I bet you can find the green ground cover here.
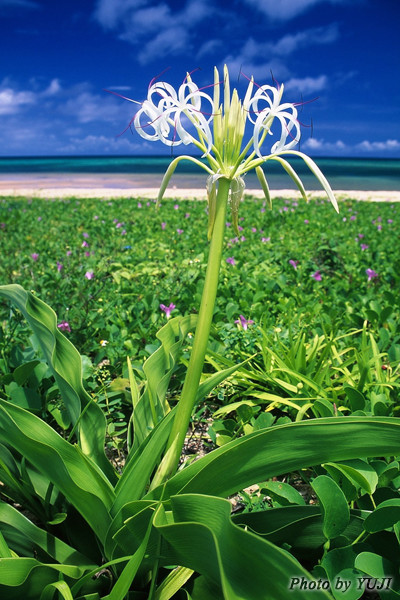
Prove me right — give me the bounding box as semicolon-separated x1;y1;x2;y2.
0;194;399;599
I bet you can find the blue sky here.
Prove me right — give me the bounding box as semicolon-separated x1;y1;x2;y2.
1;0;399;157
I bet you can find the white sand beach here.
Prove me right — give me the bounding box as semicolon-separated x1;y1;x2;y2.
0;174;399;202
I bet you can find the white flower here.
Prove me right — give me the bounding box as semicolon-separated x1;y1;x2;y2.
134;79;214;153
245;83;301;158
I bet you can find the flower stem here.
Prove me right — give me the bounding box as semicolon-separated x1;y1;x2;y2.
152;177;230;485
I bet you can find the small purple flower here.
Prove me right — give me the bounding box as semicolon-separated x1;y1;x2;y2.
251;227;257;233
360;244;369;251
357;233;364;239
66;250;72;256
311;270;322;281
161;222;166;230
377;224;382;231
226;257;235;266
289;259;299;270
226;222;231;227
57;321;71;333
240;235;246;242
260;207;266;213
82;241;89;248
160;303;175;318
261;237;270;243
304;219;309;224
366;268;378;281
31;253;39;261
37;216;42;222
185;213;190;219
350;215;356;221
0;223;6;229
238;226;244;232
85;270;94;280
177;228;183;234
57;261;63;272
388;219;393;224
84;251;91;257
137;202;142;208
82;232;89;238
235;315;254;331
174;204;179;210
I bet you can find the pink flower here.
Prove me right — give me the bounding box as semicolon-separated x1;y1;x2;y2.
82;241;89;248
160;303;175;318
226;257;235;265
251;227;257;233
57;261;63;272
289;259;299;270
185;213;190;219
85;270;94;280
360;244;369;251
174;204;179;210
137;202;142;208
177;229;183;234
366;268;378;281
261;237;270;243
358;233;364;239
311;270;322;281
31;253;39;261
235;315;254;331
161;222;166;230
57;321;71;333
82;232;89;238
304;219;309;224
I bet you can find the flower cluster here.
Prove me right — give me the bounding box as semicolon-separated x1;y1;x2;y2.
114;65;338;234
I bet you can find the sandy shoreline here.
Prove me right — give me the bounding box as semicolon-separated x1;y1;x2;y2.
0;174;399;202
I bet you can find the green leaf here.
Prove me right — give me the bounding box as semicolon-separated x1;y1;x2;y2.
364;499;400;533
311;475;350;540
0;284;115;482
0;400;114;543
154;494;332;600
0;502;97;568
147;417;400;501
132;314;197;450
40;580;74;600
322;459;379;496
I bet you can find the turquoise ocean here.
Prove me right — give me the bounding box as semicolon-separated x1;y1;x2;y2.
0;156;399;191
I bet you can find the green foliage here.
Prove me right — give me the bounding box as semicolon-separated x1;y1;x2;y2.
0;194;400;598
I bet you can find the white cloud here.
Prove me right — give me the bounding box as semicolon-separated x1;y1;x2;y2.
285;75;328;94
241;0;349;21
93;0;211;64
93;0;145;29
272;24;339;55
302;137;347;153
0;87;35;115
62;91;130;124
197;39;224;60
356;139;400;152
59;134;143;154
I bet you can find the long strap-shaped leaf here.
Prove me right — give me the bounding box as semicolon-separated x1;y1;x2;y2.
154;494;332;600
0;284;115;483
132;314;197;450
0;400;114;543
147;417;400;500
0;502;97;568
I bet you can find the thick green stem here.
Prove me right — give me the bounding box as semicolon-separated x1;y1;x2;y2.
152;177;230;486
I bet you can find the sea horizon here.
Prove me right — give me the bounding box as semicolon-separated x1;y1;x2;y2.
0;155;399;191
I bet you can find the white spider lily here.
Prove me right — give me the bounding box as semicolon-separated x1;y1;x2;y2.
134;78;214;154
245;83;301;157
117;65;338;227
